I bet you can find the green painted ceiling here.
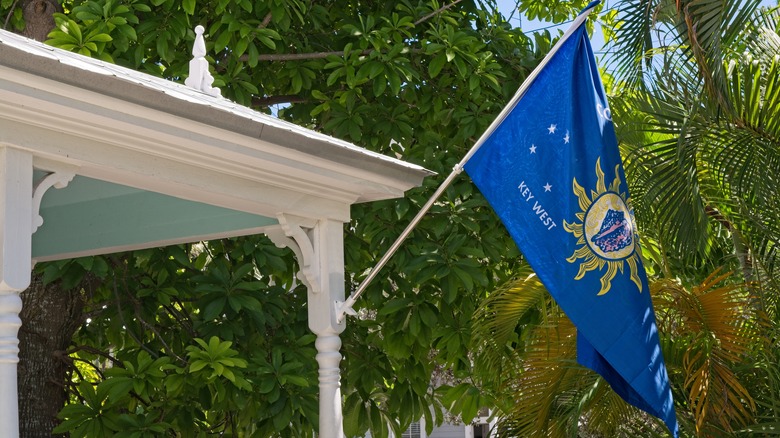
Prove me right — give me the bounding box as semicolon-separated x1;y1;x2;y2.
32;173;276;261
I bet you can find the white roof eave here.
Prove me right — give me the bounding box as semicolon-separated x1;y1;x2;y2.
0;29;434;211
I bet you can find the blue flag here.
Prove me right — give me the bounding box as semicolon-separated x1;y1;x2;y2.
463;18;678;437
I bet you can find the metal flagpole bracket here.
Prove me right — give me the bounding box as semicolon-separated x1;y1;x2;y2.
334;300;357;323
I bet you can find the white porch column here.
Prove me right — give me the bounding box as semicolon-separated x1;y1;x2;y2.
0;146;34;438
308;218;346;438
268;215;346;438
314;332;343;438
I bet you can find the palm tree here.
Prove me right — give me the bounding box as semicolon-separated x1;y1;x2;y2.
472;265;765;437
468;1;780;436
613;0;780;295
615;4;780;432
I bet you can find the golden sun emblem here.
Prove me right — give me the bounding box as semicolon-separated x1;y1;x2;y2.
563;158;643;295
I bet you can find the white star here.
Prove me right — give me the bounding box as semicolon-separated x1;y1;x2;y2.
548;124;557;134
564;131;570;144
543;183;552;192
529;144;537;153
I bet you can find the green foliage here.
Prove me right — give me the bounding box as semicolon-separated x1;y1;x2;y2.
47;14;112;59
439;383;493;425
4;0;778;435
46;238;319;437
2;0;24;32
518;0;598;24
2;0;546;435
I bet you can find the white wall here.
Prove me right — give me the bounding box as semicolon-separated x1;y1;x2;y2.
428;422;466;438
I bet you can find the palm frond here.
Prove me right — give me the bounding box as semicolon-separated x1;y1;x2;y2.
470;264;550;390
607;0;664;87
472;263;548;348
580;380;653;437
475;276;674;436
741;338;780;435
621;86;716;263
698;23;780;298
733;5;780;61
495;315;585;438
653;269;765;435
616;5;780;280
674;0;761;109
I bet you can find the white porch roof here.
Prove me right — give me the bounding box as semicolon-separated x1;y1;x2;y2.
0;28;432;438
0;28;432;260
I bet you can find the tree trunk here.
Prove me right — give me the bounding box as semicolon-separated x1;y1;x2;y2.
18;274;85;437
15;3;82;433
20;0;61;42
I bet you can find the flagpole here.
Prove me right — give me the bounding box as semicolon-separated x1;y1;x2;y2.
336;2;600;323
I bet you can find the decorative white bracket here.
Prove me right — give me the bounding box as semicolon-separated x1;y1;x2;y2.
31;171;74;233
185;26;221;97
265;215;347;438
266;214;321;294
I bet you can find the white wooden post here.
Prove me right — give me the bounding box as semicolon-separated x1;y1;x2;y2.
310;218;346;438
268;216;346;438
314;332;343;438
0;146;34;438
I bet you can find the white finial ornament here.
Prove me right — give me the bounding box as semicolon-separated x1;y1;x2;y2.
185;25;221;97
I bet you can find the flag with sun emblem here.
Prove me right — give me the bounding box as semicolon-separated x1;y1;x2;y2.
463;14;678;437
